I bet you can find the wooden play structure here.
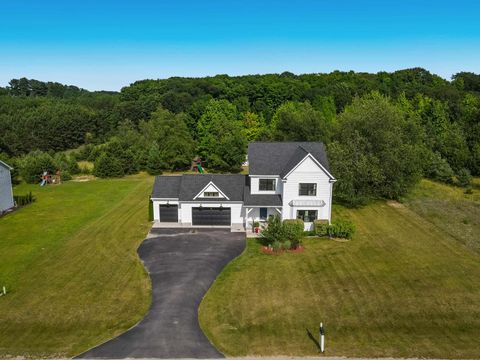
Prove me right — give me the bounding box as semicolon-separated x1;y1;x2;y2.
190;157;204;173
40;170;62;186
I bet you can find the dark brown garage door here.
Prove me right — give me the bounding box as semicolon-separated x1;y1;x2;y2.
159;204;178;222
192;207;231;226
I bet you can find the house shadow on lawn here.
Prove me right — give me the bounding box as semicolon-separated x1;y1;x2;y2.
306;328;321;352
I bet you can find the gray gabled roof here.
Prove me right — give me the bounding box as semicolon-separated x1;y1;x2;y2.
248;142;332;178
243;192;282;206
151;176;182;198
152;174;246;201
0;160;13;171
179;174;245;201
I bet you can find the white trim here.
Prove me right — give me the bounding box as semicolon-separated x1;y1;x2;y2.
328;181;333;223
243;205;282;208
181;200;243;204
249;174;279;178
151;197;179;201
0;160;13;171
193;181;230;200
283;153;335;180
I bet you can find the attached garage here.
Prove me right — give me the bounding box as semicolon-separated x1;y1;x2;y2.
159;204;178;222
192;207;231;226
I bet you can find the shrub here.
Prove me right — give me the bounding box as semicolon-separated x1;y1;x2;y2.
329;219;356;239
282;240;292;250
272;240;282;252
19;151;56;184
456;168;472;188
67;158;80;175
260;215;283;246
79;163;92;175
314;219;330;236
61;170;72;181
315;219;356;239
148;200;154;221
13;191;35;206
425;152;455;184
282;219;304;248
93;152;124;178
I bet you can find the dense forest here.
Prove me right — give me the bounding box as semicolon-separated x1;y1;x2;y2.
1;68;479;205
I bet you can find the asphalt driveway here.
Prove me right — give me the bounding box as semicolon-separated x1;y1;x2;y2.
78;228;245;359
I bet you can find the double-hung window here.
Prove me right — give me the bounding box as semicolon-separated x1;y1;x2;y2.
299;183;317;196
259;179;276;191
296;210;318;222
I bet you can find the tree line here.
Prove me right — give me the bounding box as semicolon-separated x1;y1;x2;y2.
0;69;479;206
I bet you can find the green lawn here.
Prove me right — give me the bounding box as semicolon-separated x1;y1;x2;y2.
0;174;153;357
402;179;480;253
199;181;480;358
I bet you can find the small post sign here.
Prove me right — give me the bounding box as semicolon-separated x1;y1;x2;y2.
319;322;325;353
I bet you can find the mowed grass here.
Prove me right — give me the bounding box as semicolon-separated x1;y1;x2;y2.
0;174;153;357
199;192;480;358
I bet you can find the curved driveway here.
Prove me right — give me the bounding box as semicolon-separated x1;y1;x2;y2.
78;228;245;359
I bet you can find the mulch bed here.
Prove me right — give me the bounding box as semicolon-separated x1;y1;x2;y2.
261;245;305;255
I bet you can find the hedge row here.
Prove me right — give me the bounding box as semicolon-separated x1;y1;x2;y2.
314;219;355;239
14;191;35;207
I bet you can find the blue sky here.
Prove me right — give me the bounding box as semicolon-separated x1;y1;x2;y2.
1;0;479;90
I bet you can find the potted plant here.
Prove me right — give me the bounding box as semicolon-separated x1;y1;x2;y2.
253;221;260;233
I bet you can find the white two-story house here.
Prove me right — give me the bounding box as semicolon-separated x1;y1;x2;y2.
151;142;336;230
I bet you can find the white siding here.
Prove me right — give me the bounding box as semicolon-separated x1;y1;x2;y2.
180;202;243;226
244;207;281;230
282;155;333;229
195;183;226;199
249;175;282;195
0;166;14;213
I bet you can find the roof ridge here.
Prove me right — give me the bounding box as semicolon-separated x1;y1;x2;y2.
0;160;13;170
297;145;310;155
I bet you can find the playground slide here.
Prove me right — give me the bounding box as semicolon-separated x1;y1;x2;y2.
198;164;204;173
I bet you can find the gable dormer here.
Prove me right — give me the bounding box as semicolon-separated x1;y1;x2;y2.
194;181;229;200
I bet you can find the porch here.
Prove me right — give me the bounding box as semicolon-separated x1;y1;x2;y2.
244;206;282;233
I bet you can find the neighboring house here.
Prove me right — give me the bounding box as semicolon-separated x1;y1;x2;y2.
151;142;336;230
0;160;14;214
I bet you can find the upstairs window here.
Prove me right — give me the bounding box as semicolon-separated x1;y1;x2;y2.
259;179;276;191
299;183;317;196
204;191;219;197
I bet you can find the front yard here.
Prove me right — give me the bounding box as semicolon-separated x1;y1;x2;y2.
199;182;480;358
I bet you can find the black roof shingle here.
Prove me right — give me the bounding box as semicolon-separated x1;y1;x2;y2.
151;175;182;198
248;142;332;177
179;174;245;201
